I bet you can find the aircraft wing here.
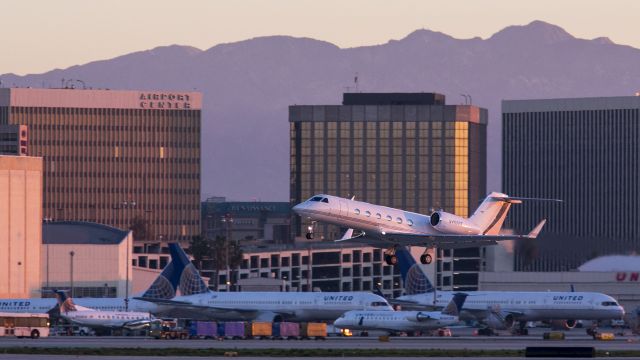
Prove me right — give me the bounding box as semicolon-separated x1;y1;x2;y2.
134;297;293;315
337;220;546;248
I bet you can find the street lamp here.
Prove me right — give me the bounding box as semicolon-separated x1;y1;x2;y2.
221;214;234;291
69;251;75;298
114;200;136;310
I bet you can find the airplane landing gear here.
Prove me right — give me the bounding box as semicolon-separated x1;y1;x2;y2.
384;246;398;265
420;253;433;264
305;222;316;240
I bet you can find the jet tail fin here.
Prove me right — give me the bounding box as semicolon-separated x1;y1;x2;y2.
441;293;468;316
169;243;210;296
396;247;434;295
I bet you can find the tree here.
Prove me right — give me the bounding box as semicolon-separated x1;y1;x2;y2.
211;235;244;291
129;215;153;241
189;235;212;271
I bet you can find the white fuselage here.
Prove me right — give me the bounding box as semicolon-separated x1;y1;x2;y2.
61;310;154;329
293;195;433;238
166;291;393;322
334;310;459;332
0;298;159;315
399;291;624;322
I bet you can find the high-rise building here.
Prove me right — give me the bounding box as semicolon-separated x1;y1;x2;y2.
0;88;201;246
0;124;28;155
503;96;640;271
290;93;487;290
0;155;43;298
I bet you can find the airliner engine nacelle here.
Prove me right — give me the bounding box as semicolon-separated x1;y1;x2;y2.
410;312;436;322
484;312;515;330
429;211;481;235
550;319;577;330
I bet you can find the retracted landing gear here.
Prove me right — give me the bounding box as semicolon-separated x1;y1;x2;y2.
384;246;398;266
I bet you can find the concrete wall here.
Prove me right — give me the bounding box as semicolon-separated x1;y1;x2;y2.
0;156;42;298
41;232;133;297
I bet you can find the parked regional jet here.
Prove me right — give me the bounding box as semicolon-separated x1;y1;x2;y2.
136;244;394;322
0;247;192;315
292;192;559;265
391;247;624;334
334;293;467;334
55;290;156;330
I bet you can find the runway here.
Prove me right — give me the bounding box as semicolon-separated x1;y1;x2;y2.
0;333;639;351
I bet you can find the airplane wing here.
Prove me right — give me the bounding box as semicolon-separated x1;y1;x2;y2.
337;220;546;248
134;297;293;316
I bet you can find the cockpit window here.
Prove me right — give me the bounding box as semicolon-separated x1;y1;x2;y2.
310;196;323;202
371;302;388;307
321;198;329;203
602;301;618;306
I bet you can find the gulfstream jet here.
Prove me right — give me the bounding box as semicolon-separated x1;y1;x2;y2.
391;247;624;335
136;244;393;322
334;293;467;335
293;192;558;265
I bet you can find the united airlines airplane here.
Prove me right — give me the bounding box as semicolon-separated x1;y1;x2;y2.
334;293;467;334
293;192;559;265
137;244;394;322
0;247;192;315
55;290;156;330
392;247;625;334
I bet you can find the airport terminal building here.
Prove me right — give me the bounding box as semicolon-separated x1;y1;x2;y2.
0;88;202;246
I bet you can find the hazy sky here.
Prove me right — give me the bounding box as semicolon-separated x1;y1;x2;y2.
3;0;639;75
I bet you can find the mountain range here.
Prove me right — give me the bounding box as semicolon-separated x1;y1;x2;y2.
2;20;639;201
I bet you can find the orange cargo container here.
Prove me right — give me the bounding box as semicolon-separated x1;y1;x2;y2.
301;323;326;339
247;322;272;338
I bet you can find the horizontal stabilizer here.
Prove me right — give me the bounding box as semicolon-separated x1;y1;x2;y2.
490;196;563;204
527;219;546;238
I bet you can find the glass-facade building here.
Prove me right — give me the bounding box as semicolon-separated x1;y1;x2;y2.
0;88;201;245
503;96;640;271
290;93;488;290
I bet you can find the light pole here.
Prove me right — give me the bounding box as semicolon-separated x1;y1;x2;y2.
221;214;234;291
114;200;136;310
69;251;75;298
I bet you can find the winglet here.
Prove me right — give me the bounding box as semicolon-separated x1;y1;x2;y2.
527;219;547;238
340;228;354;240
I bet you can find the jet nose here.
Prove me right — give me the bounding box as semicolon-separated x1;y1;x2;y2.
292;203;303;214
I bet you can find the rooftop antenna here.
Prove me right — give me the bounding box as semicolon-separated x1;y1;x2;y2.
460;94;468;105
354;73;359;92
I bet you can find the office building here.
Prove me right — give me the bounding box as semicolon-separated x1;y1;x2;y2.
201;198;292;243
290;93;487;290
0;88;201;246
0;155;43;298
503;96;640;271
0;124;28;156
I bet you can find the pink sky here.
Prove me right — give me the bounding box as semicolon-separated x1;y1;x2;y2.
2;0;639;75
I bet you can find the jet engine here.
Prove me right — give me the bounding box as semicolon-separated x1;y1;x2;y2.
484;312;515;330
410;312;436;322
255;312;284;323
550;319;577;330
429;211;481;235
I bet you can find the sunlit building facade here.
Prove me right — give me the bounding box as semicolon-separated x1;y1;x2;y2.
0;88;201;245
290;93;487;290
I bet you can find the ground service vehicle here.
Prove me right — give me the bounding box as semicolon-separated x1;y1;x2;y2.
0;312;49;339
150;320;187;339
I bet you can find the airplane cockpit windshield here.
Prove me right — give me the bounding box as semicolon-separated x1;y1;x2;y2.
308;196;329;203
601;301;619;306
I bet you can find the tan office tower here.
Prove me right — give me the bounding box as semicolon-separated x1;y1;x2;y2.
0;155;43;298
0;88;201;245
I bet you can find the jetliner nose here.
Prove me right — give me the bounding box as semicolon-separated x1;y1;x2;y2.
292;203;304;214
